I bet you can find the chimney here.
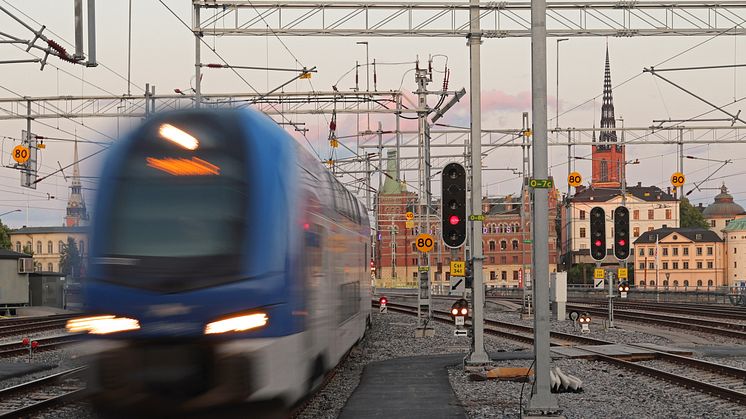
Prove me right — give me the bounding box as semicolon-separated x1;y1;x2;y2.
637;181;642;187
667;186;671;195
662;224;667;229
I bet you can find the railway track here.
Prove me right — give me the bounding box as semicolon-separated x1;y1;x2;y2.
0;334;82;358
0;367;86;418
375;300;746;406
566;304;746;339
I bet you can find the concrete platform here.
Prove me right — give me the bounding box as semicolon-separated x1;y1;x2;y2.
15;306;77;317
339;353;467;419
340;350;544;419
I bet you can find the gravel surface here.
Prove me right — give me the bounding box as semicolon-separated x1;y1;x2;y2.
449;357;746;418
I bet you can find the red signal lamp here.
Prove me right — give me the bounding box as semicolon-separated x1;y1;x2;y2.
22;337;29;346
617;239;626;246
594;240;602;247
379;297;388;306
31;341;38;349
449;215;460;225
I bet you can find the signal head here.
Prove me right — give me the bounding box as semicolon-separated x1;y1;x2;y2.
441;163;467;248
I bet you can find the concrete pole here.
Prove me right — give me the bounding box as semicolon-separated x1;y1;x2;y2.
74;0;84;60
86;0;97;66
528;0;560;412
194;4;201;108
465;0;489;364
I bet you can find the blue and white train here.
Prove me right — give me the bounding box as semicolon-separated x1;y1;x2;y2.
70;108;370;415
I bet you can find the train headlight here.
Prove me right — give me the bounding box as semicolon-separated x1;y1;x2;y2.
66;315;141;335
204;313;269;335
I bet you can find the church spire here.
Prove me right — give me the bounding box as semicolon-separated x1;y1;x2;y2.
591;45;625;188
65;138;89;227
599;45;617;145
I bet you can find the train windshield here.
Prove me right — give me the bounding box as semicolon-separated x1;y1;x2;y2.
100;114;249;292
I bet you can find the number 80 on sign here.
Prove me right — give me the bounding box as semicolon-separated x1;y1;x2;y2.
671;172;685;187
415;233;435;252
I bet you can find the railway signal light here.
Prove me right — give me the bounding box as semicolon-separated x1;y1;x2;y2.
590;207;606;261
451;298;469;337
379;296;388;313
441;162;467;248
578;313;592;333
618;281;630;299
613;206;630;260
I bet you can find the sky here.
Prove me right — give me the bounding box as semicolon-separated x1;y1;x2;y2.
0;1;745;228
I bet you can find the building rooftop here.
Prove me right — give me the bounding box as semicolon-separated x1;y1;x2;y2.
571;183;676;203
702;184;745;219
0;248;31;260
11;226;89;235
634;227;723;244
723;217;746;232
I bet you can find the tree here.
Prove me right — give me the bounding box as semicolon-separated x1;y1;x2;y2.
0;221;11;250
680;198;709;229
59;237;82;279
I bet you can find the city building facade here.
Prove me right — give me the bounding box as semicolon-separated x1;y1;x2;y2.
633;228;725;290
701;184;745;238
724;218;746;286
9;226;88;273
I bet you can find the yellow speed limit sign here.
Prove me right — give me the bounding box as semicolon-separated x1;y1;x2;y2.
12;145;30;164
405;211;414;220
671;172;685;188
568;171;582;187
415;233;435;253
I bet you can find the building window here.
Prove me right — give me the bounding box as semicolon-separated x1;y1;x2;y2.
708;280;714;287
649;280;656;287
513;271;519;281
412;242;416;252
489;241;496;251
684;280;689;287
663;280;669;287
696;247;703;256
662;248;668;256
512;256;519;264
648;209;654;220
648;248;654;256
735;261;738;268
696;262;703;269
639;248;644;256
600;160;608;181
707;261;713;269
673;262;679;269
665;209;672;220
711;220;716;227
638;263;644;269
500;240;507;250
412;258;417;265
36;241;42;254
490;271;496;281
683;262;689;269
672;247;678;256
58;241;64;253
673;280;679;287
697;280;703;287
707;247;713;255
490;256;495;263
512;240;519;250
500;256;507;264
633;210;639;220
649;262;655;269
579;210;586;220
683;247;689;256
47;263;53;271
633;227;640;237
640;280;646;286
47;241;53;254
580;228;586;238
501;271;507;280
662;262;668;269
735;248;738;254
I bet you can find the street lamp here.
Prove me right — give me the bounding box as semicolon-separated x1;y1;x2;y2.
0;209;21;218
556;38;569;129
356;41;370;131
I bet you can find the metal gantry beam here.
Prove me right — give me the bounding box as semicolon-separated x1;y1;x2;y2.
194;1;746;38
0;90;408;120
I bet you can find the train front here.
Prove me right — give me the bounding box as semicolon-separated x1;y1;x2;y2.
70;110;304;415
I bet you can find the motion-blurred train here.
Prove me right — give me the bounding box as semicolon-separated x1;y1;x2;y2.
69;108;371;415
